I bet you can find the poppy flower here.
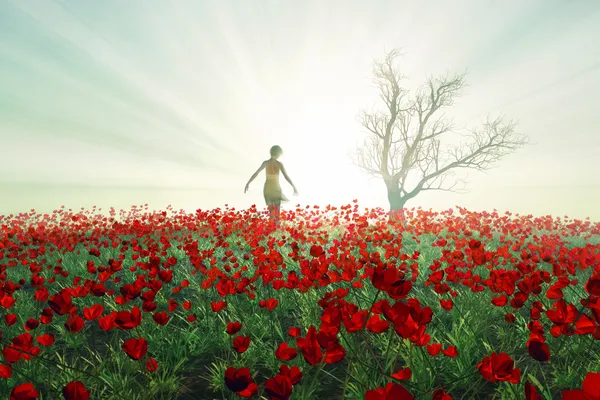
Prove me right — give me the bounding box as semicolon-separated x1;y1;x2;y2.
62;381;90;400
427;343;443;356
265;298;279;310
585;275;600;296
478;352;521;384
442;345;459;358
365;382;414;400
275;342;298;361
211;301;227;312
324;341;346;364
366;314;390;333
152;311;169;326
527;340;550;362
233;336;251;353
265;374;293;400
525;381;543;400
440;299;453;310
278;365;302;385
5;314;17;326
432;389;452;400
83;304;104;321
288;327;301;337
561;372;600;400
226;321;242;335
10;382;39;399
115;306;142;330
0;364;12;379
296;326;323;365
122;338;148;360
146;357;159;372
48;290;75;316
392;367;412;380
65;315;84;333
35;334;55;347
224;367;258;398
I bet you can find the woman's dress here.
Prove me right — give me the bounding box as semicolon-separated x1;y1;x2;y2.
263;159;289;206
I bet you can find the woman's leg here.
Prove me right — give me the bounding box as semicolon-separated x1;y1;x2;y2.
267;203;275;222
273;201;281;228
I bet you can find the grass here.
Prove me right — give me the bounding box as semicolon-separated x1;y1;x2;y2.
0;204;598;399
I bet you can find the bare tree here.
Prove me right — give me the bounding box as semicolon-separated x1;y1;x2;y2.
351;48;530;222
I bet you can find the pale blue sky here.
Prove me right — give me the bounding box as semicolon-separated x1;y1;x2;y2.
1;0;599;221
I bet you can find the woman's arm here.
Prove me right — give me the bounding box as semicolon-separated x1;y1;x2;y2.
245;161;266;193
279;163;298;195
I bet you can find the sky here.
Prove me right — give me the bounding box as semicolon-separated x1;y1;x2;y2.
1;0;599;222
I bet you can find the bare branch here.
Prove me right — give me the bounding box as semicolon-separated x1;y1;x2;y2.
350;49;529;212
359;111;386;139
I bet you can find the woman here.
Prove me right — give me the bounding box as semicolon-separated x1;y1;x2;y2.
244;145;298;227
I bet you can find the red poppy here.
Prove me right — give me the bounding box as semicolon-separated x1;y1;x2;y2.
427;343;443;356
5;314;17;326
98;312;117;331
440;299;453;311
224;367;258;397
152;311;170;326
226;321;242;335
211;301;227;312
24;318;40;331
288;327;301;337
265;374;293;400
233;335;251;353
365;382;414;400
432;389;452;400
442;345;459;358
525;381;543;400
168;299;178;312
275;342;298;361
366;314;390;333
0;364;12;379
186;314;197;322
48;289;75;316
478;352;521;384
115;306;142;330
561;372;600;400
65;315;84;333
265;298;279;310
62;381;90;400
527;340;550;362
585;275;600;296
83;304;104;321
309;245;324;258
3;333;40;363
146;357;159;372
392;367;412;380
324;341;346;364
35;334;55;347
10;382;39;400
343;310;368;332
121;337;148;360
505;313;516;323
278;365;302;385
296;325;323;366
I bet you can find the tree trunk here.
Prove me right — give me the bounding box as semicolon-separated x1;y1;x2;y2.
386;185;408;228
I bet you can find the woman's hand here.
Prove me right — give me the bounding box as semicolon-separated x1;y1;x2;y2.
293;186;299;196
244;184;250;193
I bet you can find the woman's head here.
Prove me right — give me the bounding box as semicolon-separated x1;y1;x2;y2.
270;145;283;158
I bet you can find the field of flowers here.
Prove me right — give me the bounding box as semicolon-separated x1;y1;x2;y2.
0;202;599;399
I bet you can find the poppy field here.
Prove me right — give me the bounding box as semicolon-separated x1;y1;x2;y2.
0;202;599;399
